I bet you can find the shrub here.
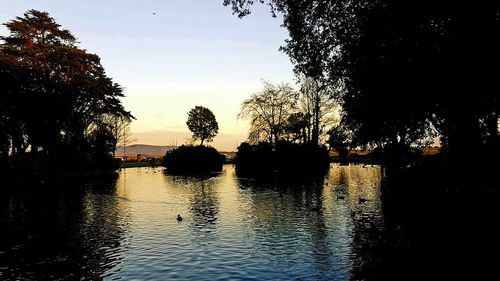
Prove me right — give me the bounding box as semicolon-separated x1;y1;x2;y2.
235;142;330;179
163;145;225;175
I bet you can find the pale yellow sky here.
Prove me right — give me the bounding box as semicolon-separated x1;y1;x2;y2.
122;78;295;151
0;1;296;152
123;81;265;151
107;4;296;152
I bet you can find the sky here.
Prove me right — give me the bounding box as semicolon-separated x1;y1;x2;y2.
0;0;295;151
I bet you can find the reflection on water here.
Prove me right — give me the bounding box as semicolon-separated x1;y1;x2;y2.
0;164;388;280
0;180;130;280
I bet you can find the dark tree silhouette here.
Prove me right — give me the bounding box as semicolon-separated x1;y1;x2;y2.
186;106;219;146
283;112;309;144
223;0;500;163
327;123;351;159
163;145;225;175
0;10;133;178
235;141;330;178
297;76;339;146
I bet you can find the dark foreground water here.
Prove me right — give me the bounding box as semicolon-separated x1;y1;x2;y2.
0;164;496;280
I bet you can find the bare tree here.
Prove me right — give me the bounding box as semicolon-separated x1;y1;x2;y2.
298;76;340;146
239;81;298;145
114;118;135;158
89;114;133;158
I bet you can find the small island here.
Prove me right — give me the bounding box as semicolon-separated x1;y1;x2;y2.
162;106;225;175
233;80;333;179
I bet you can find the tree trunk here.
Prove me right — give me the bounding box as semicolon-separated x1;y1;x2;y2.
311;94;321;146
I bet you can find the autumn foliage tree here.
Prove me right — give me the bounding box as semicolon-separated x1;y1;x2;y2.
0;10;132;176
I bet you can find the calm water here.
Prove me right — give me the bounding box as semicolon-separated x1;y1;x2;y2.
0;164;388;280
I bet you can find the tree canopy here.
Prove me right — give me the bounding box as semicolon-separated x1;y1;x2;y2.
224;0;500;158
0;10;133;176
239;79;340;147
297;76;339;146
186;106;219;146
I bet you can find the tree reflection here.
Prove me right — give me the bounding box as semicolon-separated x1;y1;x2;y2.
165;175;222;246
236;164;388;279
188;180;220;231
0;179;129;280
236;175;344;278
348;206;387;280
302;184;335;279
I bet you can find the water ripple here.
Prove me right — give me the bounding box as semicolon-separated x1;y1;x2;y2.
0;164;385;280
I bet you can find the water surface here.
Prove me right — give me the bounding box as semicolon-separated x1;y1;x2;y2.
0;164;387;280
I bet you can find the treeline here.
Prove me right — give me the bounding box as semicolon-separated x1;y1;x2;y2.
225;0;500;169
239;78;339;148
0;10;132;180
235;79;334;177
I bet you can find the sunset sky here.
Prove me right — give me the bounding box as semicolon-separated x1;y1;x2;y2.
0;0;295;151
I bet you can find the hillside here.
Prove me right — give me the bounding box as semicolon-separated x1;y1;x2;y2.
115;144;176;157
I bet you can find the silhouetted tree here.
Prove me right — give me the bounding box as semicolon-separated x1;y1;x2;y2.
89;124;117;168
298;76;339;146
0;10;132;176
284;112;309;144
239;81;298;145
112;117;135;157
186;106;219;146
224;0;500;162
327;122;351;158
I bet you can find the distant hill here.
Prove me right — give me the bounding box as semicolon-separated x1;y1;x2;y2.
115;144;176;157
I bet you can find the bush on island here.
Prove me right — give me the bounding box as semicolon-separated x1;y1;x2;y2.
163;145;225;175
235;142;330;178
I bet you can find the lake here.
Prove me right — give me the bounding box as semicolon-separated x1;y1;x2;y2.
1;164;494;280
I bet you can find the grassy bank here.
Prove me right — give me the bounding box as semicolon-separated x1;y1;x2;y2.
119;159;162;168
